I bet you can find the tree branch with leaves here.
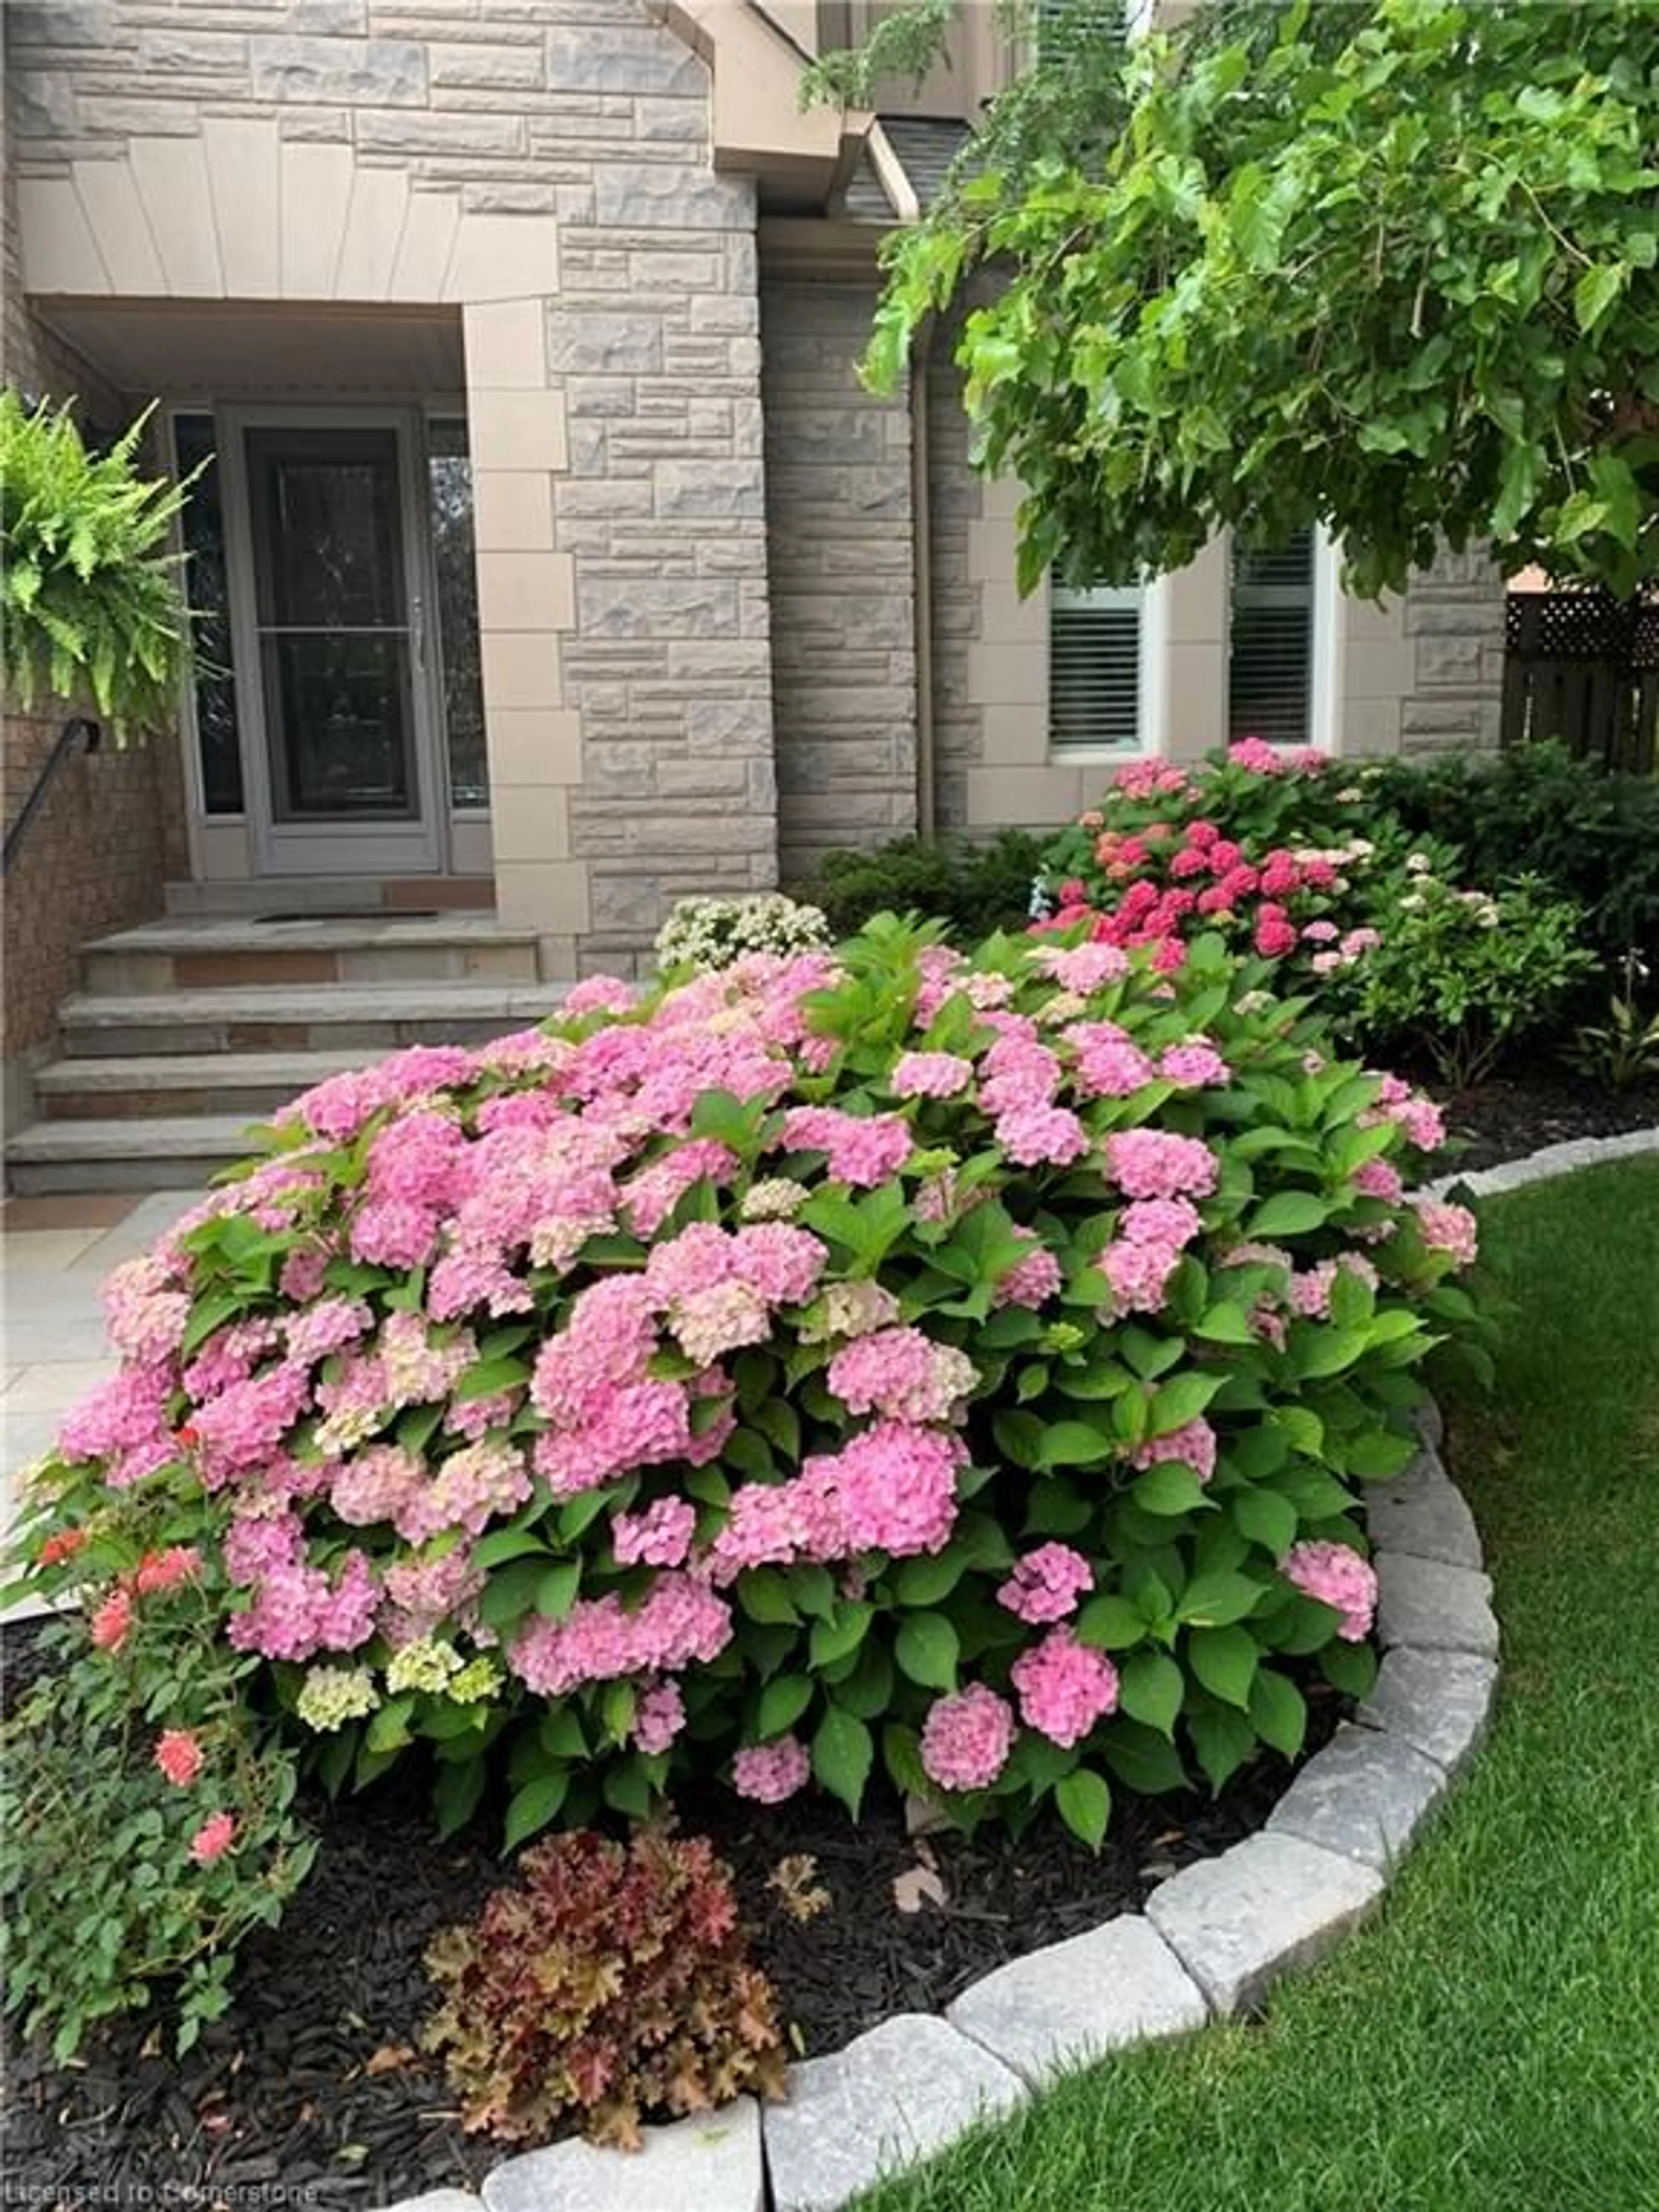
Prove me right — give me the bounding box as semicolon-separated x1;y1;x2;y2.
853;0;1659;598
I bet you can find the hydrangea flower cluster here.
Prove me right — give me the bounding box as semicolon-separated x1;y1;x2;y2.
1034;743;1454;990
19;915;1482;1857
654;893;831;975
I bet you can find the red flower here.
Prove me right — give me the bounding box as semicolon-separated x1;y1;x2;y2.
38;1529;87;1569
154;1729;204;1787
90;1587;133;1652
188;1811;237;1866
133;1545;203;1596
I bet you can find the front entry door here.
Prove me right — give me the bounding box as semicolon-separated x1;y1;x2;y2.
230;412;444;876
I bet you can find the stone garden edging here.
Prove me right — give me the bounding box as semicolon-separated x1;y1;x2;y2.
388;1128;1659;2212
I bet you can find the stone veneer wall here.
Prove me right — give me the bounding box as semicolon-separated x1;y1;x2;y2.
9;0;779;973
1398;543;1508;755
762;279;917;883
925;325;984;833
2;37;178;1103
554;152;776;975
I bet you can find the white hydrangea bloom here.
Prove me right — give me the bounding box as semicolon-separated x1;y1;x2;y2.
296;1665;379;1732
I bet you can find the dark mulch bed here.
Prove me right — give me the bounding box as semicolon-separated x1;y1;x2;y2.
1;1613;1342;2209
1438;1071;1659;1179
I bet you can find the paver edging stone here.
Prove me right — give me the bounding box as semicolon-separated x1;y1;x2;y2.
269;1130;1659;2212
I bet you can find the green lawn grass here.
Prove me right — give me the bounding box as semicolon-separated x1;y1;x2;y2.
854;1158;1659;2212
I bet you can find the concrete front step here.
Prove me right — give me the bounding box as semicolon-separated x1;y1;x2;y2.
83;915;541;994
35;1049;374;1122
58;981;569;1059
6;1114;269;1194
162;875;496;918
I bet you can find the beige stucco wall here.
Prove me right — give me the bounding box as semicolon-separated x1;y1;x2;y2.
10;0;788;971
762;277;917;881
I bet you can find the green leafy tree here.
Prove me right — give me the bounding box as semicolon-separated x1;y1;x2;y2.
851;0;1659;597
0;391;195;734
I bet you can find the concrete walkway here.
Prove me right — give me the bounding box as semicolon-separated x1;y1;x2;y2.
2;1186;207;1615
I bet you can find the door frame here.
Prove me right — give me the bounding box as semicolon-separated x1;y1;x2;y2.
219;403;449;878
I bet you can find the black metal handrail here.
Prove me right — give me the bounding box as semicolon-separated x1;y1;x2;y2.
1;714;102;877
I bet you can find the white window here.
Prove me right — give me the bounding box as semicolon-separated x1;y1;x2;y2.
1049;579;1145;752
1229;527;1317;747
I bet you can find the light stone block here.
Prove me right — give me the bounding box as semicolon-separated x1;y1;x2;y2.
495;859;591;938
483;708;583;786
764;2015;1025;2212
488;786;571;865
1375;1552;1499;1658
201;121;279;298
429;40;547;89
946;1915;1208;2086
334;165;409;302
385;2195;480;2212
471;389;569;475
477;551;575;634
390;186;462;304
474;471;556;553
1267;1722;1448;1872
546;313;664;375
18;176;110;296
249;33;427;106
482;2099;762;2212
654;460;764;519
1145;1833;1383;2016
279;140;353;299
481;631;564;712
592;164;750;232
72;159;165;296
464;298;549;391
1365;1447;1482;1568
546;26;705;96
1357;1646;1499;1778
7;2;113;47
130;138;221;295
448;213;559;305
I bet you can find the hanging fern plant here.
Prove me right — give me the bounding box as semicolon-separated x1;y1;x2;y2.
0;391;196;738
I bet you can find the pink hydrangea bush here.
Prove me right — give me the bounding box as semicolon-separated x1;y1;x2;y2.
1035;745;1456;989
14;917;1483;1870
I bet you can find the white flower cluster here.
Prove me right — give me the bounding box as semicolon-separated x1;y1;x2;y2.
655;893;833;975
1396;856;1500;927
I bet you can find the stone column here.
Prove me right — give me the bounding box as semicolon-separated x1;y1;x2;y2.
1400;545;1507;756
465;295;588;977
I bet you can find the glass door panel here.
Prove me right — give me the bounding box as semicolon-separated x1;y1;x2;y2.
245;426;421;826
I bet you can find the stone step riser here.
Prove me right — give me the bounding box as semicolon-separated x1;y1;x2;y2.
9;1153;244;1198
162;877;496;919
83;944;540;994
42;1085;299;1122
62;1014;547;1058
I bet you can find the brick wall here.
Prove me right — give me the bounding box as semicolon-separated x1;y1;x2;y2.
762;279;917;884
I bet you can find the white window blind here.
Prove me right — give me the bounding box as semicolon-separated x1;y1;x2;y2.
1050;581;1143;751
1229;528;1316;747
